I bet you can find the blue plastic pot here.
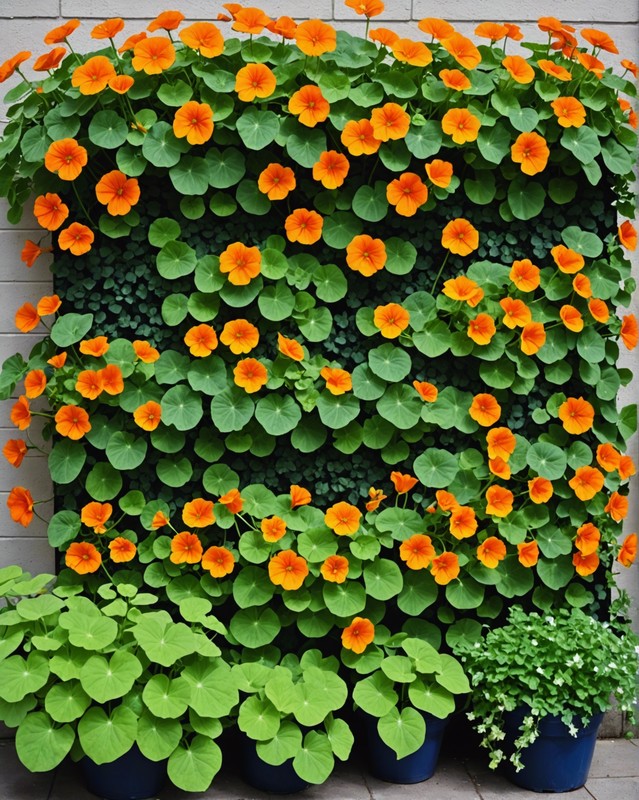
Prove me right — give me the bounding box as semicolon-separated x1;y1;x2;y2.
79;744;167;800
240;738;309;794
503;709;604;792
364;713;448;784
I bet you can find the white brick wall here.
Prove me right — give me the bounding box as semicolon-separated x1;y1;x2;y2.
0;2;637;635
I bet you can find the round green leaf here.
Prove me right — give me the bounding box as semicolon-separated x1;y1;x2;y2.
50;313;94;347
230;607;281;648
78;705;138;764
148;217;181;248
44;681;91;724
169;155;210;195
85;462;122;501
526;442;567;481
143;674;191;719
323;582;366;617
156;240;197;279
0;653;49;702
205;147;246;188
385;238;418;276
413;448;459;488
142;121;189;168
316;393;360;429
312;264;348;303
161;385;203;431
106;431;147;471
353;672;398;718
352;182;388;222
293;730;335;784
88;110;128;149
257;720;302;766
79;651;143;704
363;559;403;601
297;307;333;341
239;695;281;741
137;711;182;761
48;440;86;484
48;510;81;548
376;384;422;428
15;712;75;772
167;735;222;793
368;344;411;382
202;463;240;495
210;388;255;432
286;127;327;168
258;283;295;321
157;79;193;107
255;394;301;436
236;107;280;150
508;179;546;221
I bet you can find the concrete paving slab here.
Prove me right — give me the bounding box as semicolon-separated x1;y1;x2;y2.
585;776;639;800
589;738;639;778
365;759;478;800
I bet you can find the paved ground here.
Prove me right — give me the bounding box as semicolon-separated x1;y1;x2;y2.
0;737;637;799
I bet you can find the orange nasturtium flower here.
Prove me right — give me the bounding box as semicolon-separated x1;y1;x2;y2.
258;164;296;200
560;304;584;332
81;501;112;533
605;491;629;522
537;59;572;81
266;16;297;39
288;85;330;127
58;223;94;256
517;540;539;567
475;21;508;40
619;220;637;251
581;27;618;53
109;75;134;94
573;551;599;577
510;259;540;291
392;39;433;67
184;324;218;357
320;554;350;583
619;455;637;481
132;37;176;74
33;48;66;73
621;314;639;350
291;484;312;508
118;32;147;54
440;33;481;70
15;303;40;333
596;443;621;472
44;138;88;181
391;472;418;494
220;319;259;354
261;516;287;542
182;498;215;528
573;274;592;298
489;457;511;480
95;170;140;216
486;427;516;461
285;208;323;245
346;234;387;276
373;303;410;338
133;340;160;363
502;55;535;83
21;240;52;267
7;486;34;526
551;96;586;127
439;68;471;91
418;18;455;39
345;0;385;17
294;19;337;56
618;534;637;567
468;313;496;345
268;550;309;591
425;159;453;188
219;242;262;285
341;617;375;653
10;397;31;430
202;546;235;578
511;132;549;175
370;28;400;47
76;369;103;400
151;511;170;529
313;151;350;189
232;7;271;34
437;490;459;512
485;485;514;517
370;102;411;142
91;18;125;39
278;333;305;361
569;466;605;501
170;532;203;565
65;542;101;574
235;62;277;102
24;371;46;399
36;294;61;316
575;522;601;555
441;218;479;256
558;396;595;434
33;193;69;231
173;101;214;145
44;19;80;44
99;364;124;395
80;336;109;357
341;119;381;156
520;321;546;355
325;501;361;536
400;534;435;570
366;487;387;511
528;476;554;504
499;298;531;328
109;538;137;563
217;489;242;515
442;275;483;306
234;358;268;393
133;401;162;431
477;536;507;569
449;506;477;539
430;551;461;584
386;172;428;216
469;393;501;426
320;367;352;395
441;108;481;144
551;244;585;273
55;405;91;439
413;381;438;402
179;22;224;57
3;439;27;468
71;55;116;94
148;10;185;31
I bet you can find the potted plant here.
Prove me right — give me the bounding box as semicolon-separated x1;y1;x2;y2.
0;563;238;798
452;602;639;792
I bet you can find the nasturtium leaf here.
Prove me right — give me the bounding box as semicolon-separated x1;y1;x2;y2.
156;240;197;279
106;431;147;471
187;291;219;322
291;415;328;452
561;226;603;258
236;107;280;150
316;393;360;429
408;680;455;719
293;730;334;785
464;171;497;205
349;81;384;107
601;138;635;174
78;705;138;764
548;178;578;205
385;237;418;276
397;571;438;615
323;582;366;617
413;321;450;357
232;565;276;608
161;385;203;431
377;706;425;759
255;394;302;436
334;420;363;454
99;215;131;238
259;283;295;320
239;695;281;741
257;720;302;766
20;125;51;162
210;388;255;433
297;306;333;341
477;122;510;163
44;681;91;724
286;127;327;167
297;528;338;562
156;457;193;488
376;384;422;428
536;556;574;590
561;126;601;163
445;578;485;610
137;711;182;761
79;651;143;704
155;351;191;385
48;440;86;484
169;155;210;195
85;462;122;501
321;211;363;249
352;364;386;401
50;313;94;347
187;356;227;395
379;139;411;170
368;344;411;382
45;106;81;140
88;110;128;149
167;735;222;793
352;182;389;222
47;510;81;548
413;448;458;488
0;652;49;702
363;559;403;601
537;526;573;558
236;178;271;215
157;79;193;107
313;264;348;302
209;191;237;216
15;712;75;772
143;674;191;719
202;464;240;495
526;442;567;481
220;277;263;308
238;530;272;564
230;607;281;648
405;121;442;158
132;613;198;667
508;179;546;220
353;672;398;718
205;147;246;188
180;195;205;219
142;121;189;168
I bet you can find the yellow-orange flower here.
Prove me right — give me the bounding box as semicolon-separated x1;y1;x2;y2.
15;303;40;333
33;193;69;231
390;472;418;494
170;531;203;564
365;487;387;512
132;37;176;74
58;223;94;256
370;102;411;142
98;364;124;395
573;551;599;577
55;405;91;440
320;554;349;583
440;33;481;70
3;439;27;468
133;401;162;431
373;303;410;338
619;220;637;251
441;218;479;256
499;297;531;328
76;369;103;400
573;274;592;299
386;172;428;217
179;22;224;57
569;466;604;501
439;68;471;91
418;18;455;40
502;55;535;83
7;486;34;527
313;151;350;189
617;534;637;567
36;295;61;316
449;506;477;539
619;455;636;481
95;170;140;216
235;62;277;102
65;542;101;574
258;163;296;200
537;59;572;81
392;38;432;67
425;160;453;188
517;540;539;567
148;11;184;32
71;55;116;94
151;511;170;529
234;358;268;393
202;546;235;578
400;534;435;570
370;27;400;47
21;240;53;267
510;259;540;291
285;208;323;245
109;538;137;563
581;27;618;53
486;427;516;461
442;275;483;306
468;313;496;345
0;51;31;83
133;340;160;363
528;476;553;504
278;333;305;361
10;397;31;431
551;96;586;127
294;19;337;56
182;498;215;528
219;242;262;285
288;85;330;127
91;18;125;39
81;501;113;533
118;32;147;54
511;132;549;175
325;501;361;536
80;336;109;357
604;491;628;522
45;138;88;181
430;551;460;584
345;0;384;17
596;443;621;472
266;16;297;39
346;234;386;276
441;108;481;144
184;324;218;357
475;22;508;40
341;617;375;653
341;119;381;156
477;536;507;568
44;19;80;45
290;484;312;508
232;7;271;34
551;245;584;274
320;367;352;395
268;550;309;591
173;101;214;145
220;319;259;354
621;314;638;350
560;304;584;332
436;490;459;512
489;457;511;480
469;393;501;426
413;381;438;402
261;515;287;542
485;485;514;517
558;396;594;435
520;322;546;355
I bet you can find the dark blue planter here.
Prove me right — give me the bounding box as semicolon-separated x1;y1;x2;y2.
364;713;448;783
503;710;603;792
79;744;167;800
240;738;309;794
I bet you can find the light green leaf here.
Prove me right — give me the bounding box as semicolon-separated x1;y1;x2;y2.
78;706;137;764
15;712;75;772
